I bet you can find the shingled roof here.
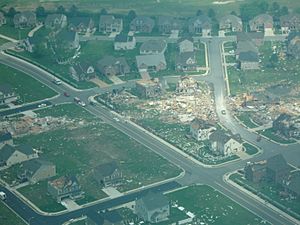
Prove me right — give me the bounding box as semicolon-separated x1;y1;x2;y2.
139;191;169;211
267;154;290;172
0;144;15;162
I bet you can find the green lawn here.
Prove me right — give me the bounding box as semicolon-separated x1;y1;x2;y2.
230;173;300;220
0;23;30;40
0;201;26;225
237;112;259;128
258;128;296;144
0;63;57;103
1;104;181;211
225;55;236;64
0;38;9;45
196;42;207;67
243;142;259;155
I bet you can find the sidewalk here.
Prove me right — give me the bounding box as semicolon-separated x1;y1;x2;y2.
0;34;18;42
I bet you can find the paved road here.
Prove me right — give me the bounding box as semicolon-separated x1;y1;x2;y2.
0;35;299;225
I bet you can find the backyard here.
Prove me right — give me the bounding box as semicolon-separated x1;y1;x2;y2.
0;63;57;103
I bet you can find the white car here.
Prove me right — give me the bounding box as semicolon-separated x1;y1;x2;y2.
78;101;86;107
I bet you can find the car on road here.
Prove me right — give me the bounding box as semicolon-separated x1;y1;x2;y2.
113;117;120;122
52;78;62;85
78;101;86;107
63;92;70;97
38;103;47;108
0;191;6;200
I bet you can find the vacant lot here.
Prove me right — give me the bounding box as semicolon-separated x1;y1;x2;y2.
0;63;57;103
1;103;181;212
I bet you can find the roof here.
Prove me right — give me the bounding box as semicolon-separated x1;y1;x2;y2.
136;54;166;68
140;40;167;53
100;15;121;24
72;61;93;74
158;16;182;27
178;36;194;43
22;159;53;174
68;17;91;27
189;15;212;29
0;132;12;143
267;154;290;172
45;14;65;26
131;16;155;26
0;144;15;162
139;191;169;211
209;130;231;144
176;51;196;66
237;32;264;42
239;51;259;62
49;175;79;190
16;144;35;156
114;34;133;42
57;30;77;42
237;40;258;54
0;84;14;95
191;118;214;130
97;56;129;69
280;14;300;26
14;11;36;21
220;14;242;27
94;161;118;177
250;14;273;25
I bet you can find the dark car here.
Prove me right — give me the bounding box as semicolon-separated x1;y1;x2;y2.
64;92;70;97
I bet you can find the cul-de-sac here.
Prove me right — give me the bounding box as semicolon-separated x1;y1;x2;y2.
0;0;299;225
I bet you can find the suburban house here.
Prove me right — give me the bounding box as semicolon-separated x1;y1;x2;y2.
209;130;243;156
283;171;300;199
99;15;123;34
190;118;216;141
176;51;197;72
114;34;136;50
219;15;243;33
135;191;170;223
178;37;194;53
0;132;13;149
157;16;182;34
48;175;83;202
44;14;67;30
136;54;167;72
280;14;300;34
188;15;212;36
68;17;95;34
0;12;6;26
13;11;36;29
97;56;130;76
0;144;38;168
266;154;291;185
249;14;274;36
18;159;56;184
93;161;123;187
0;84;19;105
135;79;162;98
238;51;260;70
69;62;95;82
130;16;155;33
140;40;167;55
56;30;80;49
272;113;300;139
286;32;300;59
244;161;267;183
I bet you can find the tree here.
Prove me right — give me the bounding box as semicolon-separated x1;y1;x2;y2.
207;8;215;19
271;2;280;13
280;6;288;16
36;6;46;17
196;9;203;16
128;10;136;20
100;8;108;15
7;7;17;17
69;4;78;17
230;11;237;16
56;5;65;14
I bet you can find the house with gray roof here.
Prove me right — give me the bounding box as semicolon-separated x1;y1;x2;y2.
244;161;267;183
209;130;243;156
69;62;95;82
97;56;130;76
190;118;216;141
45;14;67;30
219;15;242;33
266;154;291;184
176;51;197;72
18;159;56;184
287;32;300;59
48;175;83;202
249;14;274;36
68;17;95;34
136;54;166;72
56;29;80;49
135;80;162;99
0;84;18;105
13;11;36;29
0;132;13;149
135;191;170;223
99;15;123;34
188;15;212;36
178;37;194;53
283;171;300;198
0;12;6;26
140;40;167;55
280;14;300;34
238;51;260;70
157;16;183;34
130;16;155;33
93;161;123;187
114;34;136;50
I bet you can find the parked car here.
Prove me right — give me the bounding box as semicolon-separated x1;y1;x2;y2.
64;92;70;97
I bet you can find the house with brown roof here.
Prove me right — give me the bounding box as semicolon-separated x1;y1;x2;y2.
130;16;155;33
45;14;67;30
266;154;291;184
190;118;216;141
280;14;300;34
114;34;136;50
249;14;274;36
140;40;167;55
97;56;130;76
13;11;36;29
99;15;123;34
0;12;6;26
48;175;83;202
157;16;183;34
69;62;95;81
219;15;243;33
188;15;212;37
93;162;123;187
68;17;95;34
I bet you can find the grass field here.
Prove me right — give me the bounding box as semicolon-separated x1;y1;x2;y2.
258;128;296;144
237;112;259;128
2;103;181;211
0;63;57;103
243;142;259;155
0;201;26;225
0;19;30;40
